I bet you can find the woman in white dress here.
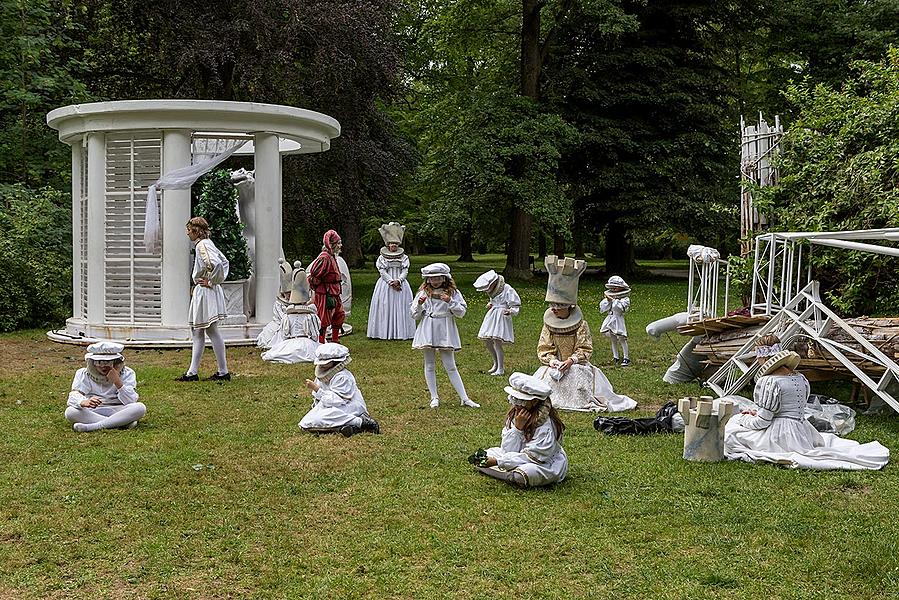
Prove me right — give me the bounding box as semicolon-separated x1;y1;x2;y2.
177;217;230;382
256;259;292;349
469;372;567;487
411;263;479;409
725;335;889;470
474;269;521;376
262;261;321;364
599;275;631;366
367;222;416;339
65;342;147;432
299;343;380;437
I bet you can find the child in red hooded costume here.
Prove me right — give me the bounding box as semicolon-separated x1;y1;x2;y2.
308;230;346;343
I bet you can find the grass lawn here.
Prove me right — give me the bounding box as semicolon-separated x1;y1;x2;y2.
1;254;898;599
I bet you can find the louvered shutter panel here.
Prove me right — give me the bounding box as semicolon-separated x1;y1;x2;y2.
104;132;163;324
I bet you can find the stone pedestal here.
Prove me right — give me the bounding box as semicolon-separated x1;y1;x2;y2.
678;396;735;462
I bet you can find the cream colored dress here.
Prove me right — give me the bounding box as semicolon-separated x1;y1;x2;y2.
188;238;229;329
533;320;636;412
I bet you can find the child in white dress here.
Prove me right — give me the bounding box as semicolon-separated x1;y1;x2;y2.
65;342;147;432
367;222;416;339
468;372;568;487
474;269;521;376
599;275;631;366
411;262;479;409
299;343;380;436
177;217;230;381
256;258;292;349
262;262;321;364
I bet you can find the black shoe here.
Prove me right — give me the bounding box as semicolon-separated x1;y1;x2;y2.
338;424;362;437
206;372;231;382
613;357;620;365
360;415;381;434
620;358;631;367
175;373;199;382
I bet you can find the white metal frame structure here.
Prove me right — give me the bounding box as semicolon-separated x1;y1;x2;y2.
46;100;341;346
686;254;732;322
740;114;783;251
708;228;899;412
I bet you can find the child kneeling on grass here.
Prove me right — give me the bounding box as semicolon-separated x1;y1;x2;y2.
468;372;568;487
299;343;380;437
65;342;147;432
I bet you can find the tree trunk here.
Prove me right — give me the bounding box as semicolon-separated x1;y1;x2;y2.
446;227;459;255
553;234;565;258
504;206;534;280
537;230;547;260
573;224;586;259
340;217;364;267
504;0;543;281
604;222;635;276
458;222;475;262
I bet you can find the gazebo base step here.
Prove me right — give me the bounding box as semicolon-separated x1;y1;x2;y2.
47;320;266;348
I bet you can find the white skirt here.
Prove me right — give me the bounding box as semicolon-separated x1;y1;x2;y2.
478;308;515;343
412;316;462;350
367;279;416;339
534;363;637;412
256;320;282;349
189;284;227;329
725;415;889;470
261;337;320;364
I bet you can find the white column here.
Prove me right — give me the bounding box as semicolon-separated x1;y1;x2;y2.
253;132;282;323
71;141;83;320
161;129;193;327
86;133;106;324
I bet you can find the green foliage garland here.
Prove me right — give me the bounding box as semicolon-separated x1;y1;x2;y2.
194;170;252;281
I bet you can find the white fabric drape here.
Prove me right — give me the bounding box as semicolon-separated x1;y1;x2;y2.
143;140;249;253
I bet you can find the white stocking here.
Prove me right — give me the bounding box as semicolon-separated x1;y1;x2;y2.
188;327;206;375
618;337;629;360
207;322;229;374
483;340;498;372
439;350;471;402
423;348;439;400
608;334;620;360
66;403;147;432
492;340;505;374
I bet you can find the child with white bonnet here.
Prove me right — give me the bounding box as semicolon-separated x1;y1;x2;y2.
473;269;521;376
468;372;568;487
64;341;147;432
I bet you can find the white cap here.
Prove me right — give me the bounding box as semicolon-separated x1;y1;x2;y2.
313;342;351;365
503;372;552;405
473;270;499;292
84;341;124;361
605;275;629;290
421;263;451;277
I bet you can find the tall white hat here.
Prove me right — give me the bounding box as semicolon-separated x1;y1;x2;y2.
278;258;293;296
379;222;406;258
287;261;315;314
545;255;586;306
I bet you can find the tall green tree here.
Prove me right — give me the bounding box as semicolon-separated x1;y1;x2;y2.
759;49;899;315
544;0;736;275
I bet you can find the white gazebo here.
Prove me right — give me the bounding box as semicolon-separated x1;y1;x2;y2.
46;100;340;346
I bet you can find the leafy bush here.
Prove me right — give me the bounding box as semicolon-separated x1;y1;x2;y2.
194;170;252;281
0;185;72;332
766;48;899;315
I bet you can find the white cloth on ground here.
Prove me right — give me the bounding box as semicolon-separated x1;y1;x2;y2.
256;300;287;348
189;238;229;329
485;420;568;487
599;296;630;337
477;284;520;343
262;313;321;364
299;370;369;431
724;374;889;470
367;255;416;339
66;367;146;430
411;289;467;350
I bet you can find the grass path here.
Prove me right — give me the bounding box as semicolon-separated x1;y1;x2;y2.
1;255;898;599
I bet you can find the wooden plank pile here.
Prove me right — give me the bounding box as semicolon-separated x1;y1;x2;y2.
682;316;899;380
